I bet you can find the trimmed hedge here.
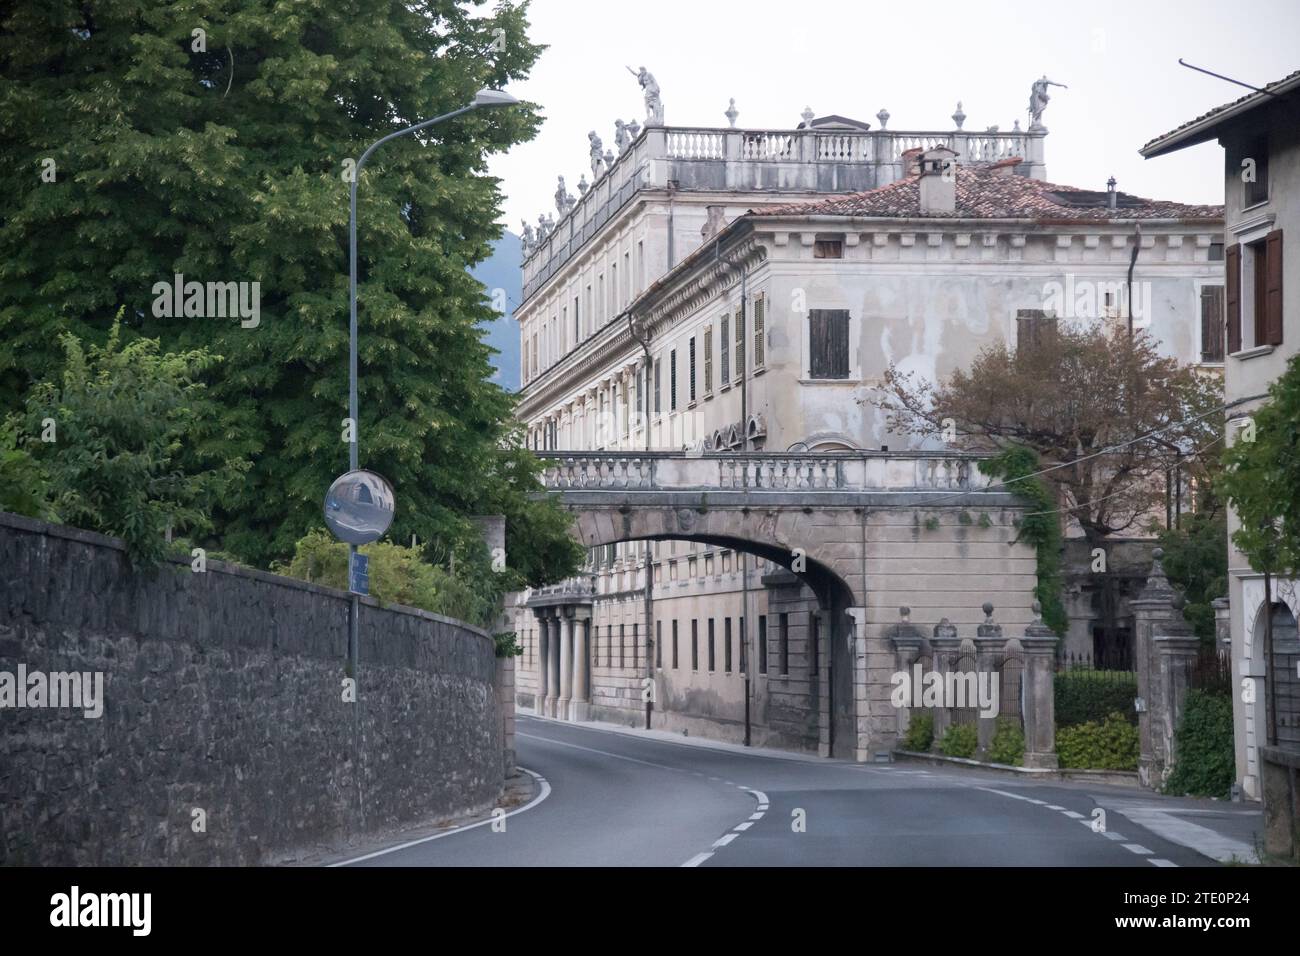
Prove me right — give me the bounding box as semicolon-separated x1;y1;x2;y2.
940;723;979;758
1055;670;1138;728
902;712;934;752
1163;691;1234;798
988;718;1025;766
1056;712;1139;770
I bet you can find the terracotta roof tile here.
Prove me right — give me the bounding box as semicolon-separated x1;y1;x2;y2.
753;162;1223;223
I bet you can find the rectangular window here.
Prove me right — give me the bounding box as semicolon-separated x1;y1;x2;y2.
1263;230;1284;347
655;621;661;669
622;378;630;437
721;315;730;383
779;613;789;675
722;618;731;673
704;326;714;393
688;336;697;402
633;621;639;668
573;296;580;342
758;615;768;674
1015;308;1057;354
585;285;593;336
623;252;631;305
1209;241;1224;262
598;274;605;322
670;349;678;411
611;264;617;313
814;238;844;259
637;240;645;292
619;624;626;669
690;620;698;670
734;306;744;382
1200;285;1225;362
654;358;662;415
708;619;717;672
808;309;850;379
753;295;765;368
809;612;819;680
562;306;568;352
739;615;746;674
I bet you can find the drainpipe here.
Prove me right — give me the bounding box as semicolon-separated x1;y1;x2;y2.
628;311;655;730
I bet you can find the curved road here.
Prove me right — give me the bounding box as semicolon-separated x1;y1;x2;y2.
344;716;1232;867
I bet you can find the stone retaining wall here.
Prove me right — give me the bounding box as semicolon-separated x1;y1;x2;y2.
0;512;503;865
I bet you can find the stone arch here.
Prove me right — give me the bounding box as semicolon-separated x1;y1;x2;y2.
566;501;862;757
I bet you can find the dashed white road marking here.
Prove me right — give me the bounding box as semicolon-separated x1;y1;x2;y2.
1149;858;1178;867
1062;810;1085;819
713;833;739;848
1123;843;1154;855
735;821;753;831
1045;804;1066;811
682;852;713;867
1103;831;1126;841
749;812;764;820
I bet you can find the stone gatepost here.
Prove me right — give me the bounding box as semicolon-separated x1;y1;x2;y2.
929;618;960;749
496;654;516;776
1152;595;1201;787
887;607;927;746
1132;548;1177;789
1213;596;1231;657
974;602;1005;754
1021;602;1060;769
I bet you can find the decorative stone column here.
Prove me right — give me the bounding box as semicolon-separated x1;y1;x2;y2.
557;610;573;721
888;607;927;747
1132;548;1177;789
847;606;871;762
1021;602;1060;769
535;610;550;716
974;602;1005;754
571;607;592;722
929;618;960;749
1153;595;1201;787
547;609;561;718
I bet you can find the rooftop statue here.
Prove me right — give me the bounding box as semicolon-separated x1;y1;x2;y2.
614;119;631;154
587;130;604;179
626;65;663;127
554;175;575;215
520;219;535;254
1028;75;1067;129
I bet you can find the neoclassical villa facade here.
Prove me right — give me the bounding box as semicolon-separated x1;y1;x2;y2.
510;98;1223;752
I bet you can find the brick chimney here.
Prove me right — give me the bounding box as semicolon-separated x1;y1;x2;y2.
900;147;924;176
918;146;958;214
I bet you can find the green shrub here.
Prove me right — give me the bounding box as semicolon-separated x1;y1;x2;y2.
0;422;51;518
1055;670;1138;727
988;718;1025;766
1056;712;1139;770
940;723;979;758
493;631;523;659
275;529;498;629
1163;691;1234;798
901;712;934;752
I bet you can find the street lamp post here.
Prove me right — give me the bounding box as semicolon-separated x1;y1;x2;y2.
344;87;518;674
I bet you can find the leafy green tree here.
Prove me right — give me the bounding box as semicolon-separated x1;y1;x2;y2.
0;422;51;519
0;1;578;583
1157;500;1227;642
1219;353;1300;577
21;318;247;567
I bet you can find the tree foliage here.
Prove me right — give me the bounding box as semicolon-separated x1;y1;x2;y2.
1219;353;1300;576
876;324;1223;547
0;0;580;584
20;318;247;567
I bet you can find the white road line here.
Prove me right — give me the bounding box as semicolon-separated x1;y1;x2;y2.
713;833;738;848
1123;843;1153;855
734;821;753;831
1026;799;1047;805
329;767;551;867
749;812;764;820
1103;831;1126;841
1062;811;1085;819
682;852;714;867
518;732;724;777
1045;805;1066;811
742;788;770;804
1100;801;1260;864
1149;858;1178;867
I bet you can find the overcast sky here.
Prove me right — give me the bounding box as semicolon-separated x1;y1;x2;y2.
486;0;1300;233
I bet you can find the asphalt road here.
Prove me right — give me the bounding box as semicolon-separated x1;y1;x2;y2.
343;716;1231;867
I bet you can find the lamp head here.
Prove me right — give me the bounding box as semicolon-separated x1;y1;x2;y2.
473;88;519;108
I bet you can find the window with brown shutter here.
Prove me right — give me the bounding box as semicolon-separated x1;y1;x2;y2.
704;326;713;393
1226;243;1241;354
753;295;765;367
735;305;745;381
1016;308;1058;353
1265;229;1284;346
1200;286;1225;362
688;336;697;402
720;315;730;383
808;309;850;379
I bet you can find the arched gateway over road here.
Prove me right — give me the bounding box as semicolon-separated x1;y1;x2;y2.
530;450;1040;761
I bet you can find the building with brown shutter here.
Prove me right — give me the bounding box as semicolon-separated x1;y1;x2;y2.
1143;69;1300;817
512;105;1222;751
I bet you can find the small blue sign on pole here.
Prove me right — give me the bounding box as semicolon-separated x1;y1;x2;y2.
349;551;369;595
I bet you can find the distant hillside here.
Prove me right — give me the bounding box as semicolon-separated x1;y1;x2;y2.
471;230;522;392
